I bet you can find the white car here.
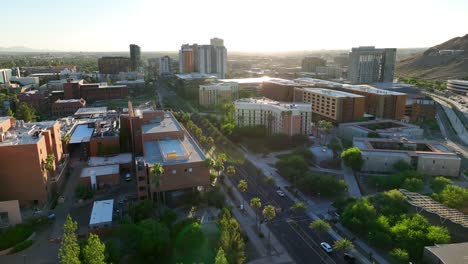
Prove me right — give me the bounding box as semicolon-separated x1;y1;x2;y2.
276;190;285;197
320;242;333;253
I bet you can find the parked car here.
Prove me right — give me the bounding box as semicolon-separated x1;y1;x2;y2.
344;253;356;263
276;190;285;197
320;242;333;253
125;172;132;182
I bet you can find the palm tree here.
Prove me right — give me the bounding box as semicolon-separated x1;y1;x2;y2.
206;137;214;147
333;239;354;253
309;220;331;240
262;205;276;253
213;160;225;177
204;158;214;170
226;165;236;177
218;153;227;163
151;163;164;205
250;197;261;232
238;180;248;209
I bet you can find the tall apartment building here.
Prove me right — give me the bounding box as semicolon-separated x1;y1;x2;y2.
294;88;365;123
0;69;13;84
234;97;312;136
348;46;396;84
199;82;239;106
0;117;64;206
120;108;210;202
98;57;130;74
178;38;227;78
129;44;141;71
301;57;326;72
159;56;172;76
334;85;407;119
261;79;304;102
294;78;407;120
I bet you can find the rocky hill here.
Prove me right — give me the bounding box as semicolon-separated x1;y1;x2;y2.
396;34;468;80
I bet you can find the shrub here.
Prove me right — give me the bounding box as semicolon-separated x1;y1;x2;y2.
0;223;33;250
74;184;94;200
11;239;33;253
204;189;226;208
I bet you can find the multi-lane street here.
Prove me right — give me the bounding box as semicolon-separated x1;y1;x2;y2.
230;165;349;264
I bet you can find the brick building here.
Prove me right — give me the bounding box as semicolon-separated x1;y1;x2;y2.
51;99;86;117
199;82;239;106
261;78;305;102
120;107;210;202
0;117;64;206
233;97;312;136
294;88;365;123
17;90;49;113
98;57;130;75
63;80;128;102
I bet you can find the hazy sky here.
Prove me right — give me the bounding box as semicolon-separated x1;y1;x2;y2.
2;0;467;52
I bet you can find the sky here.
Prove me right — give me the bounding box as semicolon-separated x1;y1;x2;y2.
2;0;468;52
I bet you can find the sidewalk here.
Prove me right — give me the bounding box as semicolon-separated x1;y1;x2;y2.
222;177;293;264
246;151;388;264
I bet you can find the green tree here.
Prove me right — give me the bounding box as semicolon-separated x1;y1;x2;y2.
250;197;262;232
204;157;214;170
214;160;225;177
219;208;246;264
402;178;424;192
431;176;452;193
290;202;307;215
58;215;80;264
82;234;106;264
16;103;37;122
206;136;214;147
327;138;342;159
218;153;227;163
174;222;205;255
6;108;14;117
390;248;409;264
369;190;408;219
262;205;276;252
214;247;229;264
151;163;164;207
238;180;248;209
434;185;468;209
309;220;331;240
128;200;154;222
44;154;55;178
341;147;364;172
341;199;377;234
318;120;333;144
226;165;236;176
333;239;353;253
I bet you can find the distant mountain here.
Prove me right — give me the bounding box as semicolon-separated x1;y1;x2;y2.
396;34;468;80
0;46;58;52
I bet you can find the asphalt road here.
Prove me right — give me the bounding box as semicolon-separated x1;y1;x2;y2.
230;166;348;264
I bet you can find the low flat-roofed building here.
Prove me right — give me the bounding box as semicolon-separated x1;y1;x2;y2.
0;200;22;227
234;97;312;136
0;117;64;206
199;82;239;106
219;76;273;96
88;153;132;167
338;119;424;140
51;98;86;117
354;137;461;177
423;242;468;264
294;87;365;123
89;199;113;229
74;107;108;118
80;165;120;189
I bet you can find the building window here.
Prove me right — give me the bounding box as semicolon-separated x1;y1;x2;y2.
188;168;193;173
172;169;176;174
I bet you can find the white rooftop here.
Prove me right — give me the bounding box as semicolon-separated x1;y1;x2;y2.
301;88;364;98
81;165;120;178
88;153;132;167
175;73;218;80
143;136;205;165
341;84;405;95
219;76;272;84
142;112;182;134
69;124;94;144
89;199;113;226
74;107;107;116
